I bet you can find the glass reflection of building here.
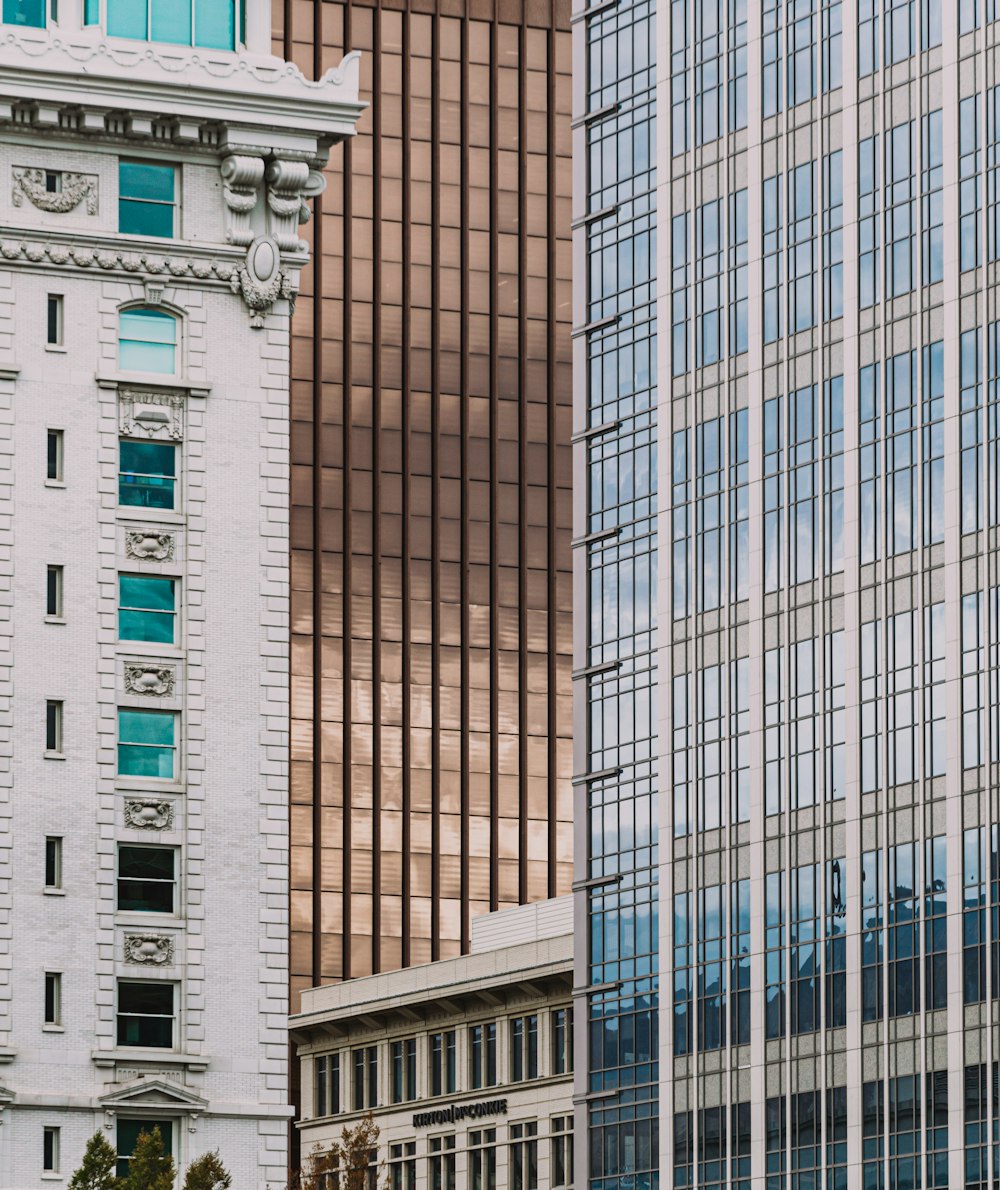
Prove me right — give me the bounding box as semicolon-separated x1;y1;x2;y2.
574;2;1000;1188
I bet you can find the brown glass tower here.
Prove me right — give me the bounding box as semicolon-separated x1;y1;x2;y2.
273;0;573;1007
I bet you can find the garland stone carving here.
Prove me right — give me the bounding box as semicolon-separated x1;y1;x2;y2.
124;935;174;966
124;664;175;697
118;390;184;442
12;167;98;215
125;531;174;561
123;799;173;830
231;235;293;328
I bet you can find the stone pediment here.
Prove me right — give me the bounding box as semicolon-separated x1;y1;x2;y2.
99;1077;207;1113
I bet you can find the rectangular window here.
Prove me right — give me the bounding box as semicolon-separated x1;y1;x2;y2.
118;575;176;644
428;1135;456;1190
119;308;177;374
510;1122;539;1190
43;1127;60;1173
45;837;62;889
46;565;63;618
117;845;176;913
116;981;174;1048
391;1038;417;1103
44;972;61;1024
46;429;63;482
315;1052;341;1118
118;439;177;510
510;1014;539;1081
551;1118;573;1188
119;161;177;238
352;1045;378;1110
389;1142;416;1190
551;1008;572;1075
116;1120;173;1180
2;0;45;27
46;294;63;346
469;1022;497;1089
117;709;176;780
469;1129;497;1190
430;1030;457;1096
45;700;62;753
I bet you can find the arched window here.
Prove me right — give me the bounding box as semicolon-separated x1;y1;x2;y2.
119;308;177;375
97;0;245;50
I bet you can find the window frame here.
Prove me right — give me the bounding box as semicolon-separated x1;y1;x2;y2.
390;1037;417;1104
315;1052;341;1118
44;837;62;890
43;1126;60;1174
118;306;179;376
43;971;61;1025
117;708;178;781
430;1029;457;1096
45;699;63;755
118;438;178;511
116;979;176;1050
118;159;178;240
116;1119;174;1180
46;564;63;620
46;293;63;347
99;0;247;51
117;573;178;645
46;429;64;483
116;843;178;915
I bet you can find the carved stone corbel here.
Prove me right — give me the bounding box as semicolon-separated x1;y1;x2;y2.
220;155;264;247
265;159;312;251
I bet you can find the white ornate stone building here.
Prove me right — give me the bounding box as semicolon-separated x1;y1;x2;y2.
0;5;362;1187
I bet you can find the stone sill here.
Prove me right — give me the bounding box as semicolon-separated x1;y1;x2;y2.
92;1049;208;1072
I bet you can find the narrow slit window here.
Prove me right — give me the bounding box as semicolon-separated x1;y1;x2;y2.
46;294;63;345
46;565;63;618
46;429;63;482
45;837;62;889
44;972;61;1024
43;1127;60;1173
45;700;62;753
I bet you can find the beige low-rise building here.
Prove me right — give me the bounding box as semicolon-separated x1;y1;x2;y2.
291;898;575;1189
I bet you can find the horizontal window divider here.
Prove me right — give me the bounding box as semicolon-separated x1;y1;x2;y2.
571;766;622;787
571;419;621;444
570;102;620;130
571;203;618;230
571;313;619;339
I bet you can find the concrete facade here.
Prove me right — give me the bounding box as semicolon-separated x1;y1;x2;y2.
0;6;361;1188
292;898;574;1189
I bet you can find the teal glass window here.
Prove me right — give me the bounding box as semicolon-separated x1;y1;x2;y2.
119;308;177;374
3;0;45;26
118;575;176;644
119;162;175;238
118;709;176;779
83;0;98;22
106;0;242;49
119;440;176;510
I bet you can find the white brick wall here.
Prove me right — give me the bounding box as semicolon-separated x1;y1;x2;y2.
0;93;295;1190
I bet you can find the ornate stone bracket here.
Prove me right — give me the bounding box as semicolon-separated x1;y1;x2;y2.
220;155;264;247
265;159;325;250
119;389;184;442
12;167;98;215
230;235;293;329
124;934;174;966
123;799;174;831
125;530;174;561
124;664;175;697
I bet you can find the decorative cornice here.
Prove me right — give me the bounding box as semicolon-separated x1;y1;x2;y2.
13;166;97;214
0;235;255;283
0;37;364;160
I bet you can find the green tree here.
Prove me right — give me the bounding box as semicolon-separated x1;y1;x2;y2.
68;1132;119;1190
183;1151;232;1190
121;1126;175;1190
